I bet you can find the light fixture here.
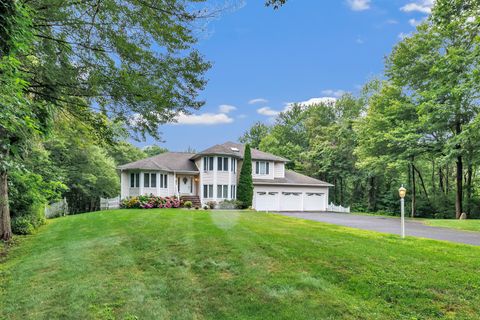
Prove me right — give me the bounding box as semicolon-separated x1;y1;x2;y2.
398;185;407;198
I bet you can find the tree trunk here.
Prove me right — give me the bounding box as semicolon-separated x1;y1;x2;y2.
456;156;463;219
0;169;12;241
455;122;463;219
439;167;445;194
466;162;473;216
411;162;416;218
413;165;429;202
368;176;376;212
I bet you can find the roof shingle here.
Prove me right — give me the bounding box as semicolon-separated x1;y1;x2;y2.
253;170;333;187
117;152;198;172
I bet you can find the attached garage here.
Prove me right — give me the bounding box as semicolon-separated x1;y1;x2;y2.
252;170;333;212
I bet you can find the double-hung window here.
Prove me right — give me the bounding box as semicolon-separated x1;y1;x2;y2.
203;184;214;198
255;161;270;175
143;173;158;188
230;185;236;199
203;157;214;171
159;174;168;188
231;158;236;173
130;173;140;188
217;185;228;199
217;157;229;171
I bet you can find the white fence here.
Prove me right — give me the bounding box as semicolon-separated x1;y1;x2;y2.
327;202;350;213
45;198;69;218
100;196;121;210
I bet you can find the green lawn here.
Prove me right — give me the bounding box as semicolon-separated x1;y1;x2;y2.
423;219;480;232
1;209;480;320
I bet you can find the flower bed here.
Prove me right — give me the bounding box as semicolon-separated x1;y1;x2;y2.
121;195;181;209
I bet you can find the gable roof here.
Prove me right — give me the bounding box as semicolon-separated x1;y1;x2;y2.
192;142;289;162
253;170;334;187
117;152;198;172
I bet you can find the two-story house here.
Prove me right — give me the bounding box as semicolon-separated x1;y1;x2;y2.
118;142;332;211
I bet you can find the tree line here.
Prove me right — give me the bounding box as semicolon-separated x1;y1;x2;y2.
240;0;480;219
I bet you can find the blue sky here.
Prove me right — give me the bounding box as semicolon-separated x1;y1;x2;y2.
138;0;433;151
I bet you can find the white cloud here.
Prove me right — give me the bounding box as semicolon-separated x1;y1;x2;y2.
218;104;236;114
321;89;346;98
257;107;280;117
401;0;435;14
174;112;234;125
237;114;247;119
347;0;371;11
408;18;423;26
248;98;268;104
285;97;337;110
386;19;399;24
355;37;365;44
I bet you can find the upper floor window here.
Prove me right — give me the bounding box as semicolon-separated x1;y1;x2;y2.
203;156;214;171
130;173;140;188
217;157;229;171
255;161;270;175
231;158;236;173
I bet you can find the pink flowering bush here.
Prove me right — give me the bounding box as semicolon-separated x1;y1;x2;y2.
121;195;181;209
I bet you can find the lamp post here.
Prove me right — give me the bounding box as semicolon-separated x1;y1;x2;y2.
398;185;407;239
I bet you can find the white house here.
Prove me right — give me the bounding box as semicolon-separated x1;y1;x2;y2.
118;142;333;211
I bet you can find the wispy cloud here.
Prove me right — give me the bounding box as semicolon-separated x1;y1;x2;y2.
346;0;371;11
218;104;237;114
257;107;280;117
286;97;337;109
408;18;423;26
355;37;365;45
248;98;269;104
321;89;346;98
400;0;435;14
386;19;399;24
398;32;411;40
174;112;234;125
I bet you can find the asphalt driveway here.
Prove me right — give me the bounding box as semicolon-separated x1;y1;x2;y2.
275;212;480;246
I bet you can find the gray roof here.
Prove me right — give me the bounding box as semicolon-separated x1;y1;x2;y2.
192;142;289;162
117;152;198;172
253;170;334;187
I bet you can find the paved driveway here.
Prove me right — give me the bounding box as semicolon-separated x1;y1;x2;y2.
275;212;480;246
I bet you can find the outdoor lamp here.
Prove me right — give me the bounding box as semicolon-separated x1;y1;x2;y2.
398;186;407;199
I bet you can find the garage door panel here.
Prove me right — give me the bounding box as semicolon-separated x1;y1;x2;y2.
255;191;279;211
303;192;325;211
279;192;302;211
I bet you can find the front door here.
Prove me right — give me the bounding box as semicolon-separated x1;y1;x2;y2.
178;176;193;195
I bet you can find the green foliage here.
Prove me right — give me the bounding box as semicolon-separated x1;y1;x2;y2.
183;201;192;209
239;122;270;149
107;142;146;166
143;145;168;158
237;144;253;208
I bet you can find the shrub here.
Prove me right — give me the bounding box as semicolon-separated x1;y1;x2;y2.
11;217;36;235
120;195;181;209
195;206;200;210
206;201;216;209
218;200;243;209
203;205;209;210
184;201;193;209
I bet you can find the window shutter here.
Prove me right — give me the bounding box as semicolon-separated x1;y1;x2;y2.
256;162;259;174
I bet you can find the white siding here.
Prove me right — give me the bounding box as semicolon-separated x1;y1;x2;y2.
274;162;285;178
252;160;275;180
120;171;129;199
122;171;175;198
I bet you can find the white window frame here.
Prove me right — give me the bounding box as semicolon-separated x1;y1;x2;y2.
203;184;214;198
255;161;270;175
130;173;140;188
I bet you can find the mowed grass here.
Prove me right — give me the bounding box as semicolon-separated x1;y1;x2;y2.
423;219;480;232
1;210;480;320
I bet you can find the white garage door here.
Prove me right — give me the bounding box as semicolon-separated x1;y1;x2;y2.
303;192;325;211
279;192;303;211
255;191;279;211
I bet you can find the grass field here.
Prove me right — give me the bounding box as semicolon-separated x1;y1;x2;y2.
423;219;480;232
1;209;480;319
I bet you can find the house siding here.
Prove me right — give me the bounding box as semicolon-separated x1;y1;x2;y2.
274;162;285;178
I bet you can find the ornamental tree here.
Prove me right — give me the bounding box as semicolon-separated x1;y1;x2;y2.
237;144;253;208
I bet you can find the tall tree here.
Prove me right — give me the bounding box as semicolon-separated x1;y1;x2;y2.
387;0;480;218
1;0;212;239
237;144;253;208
